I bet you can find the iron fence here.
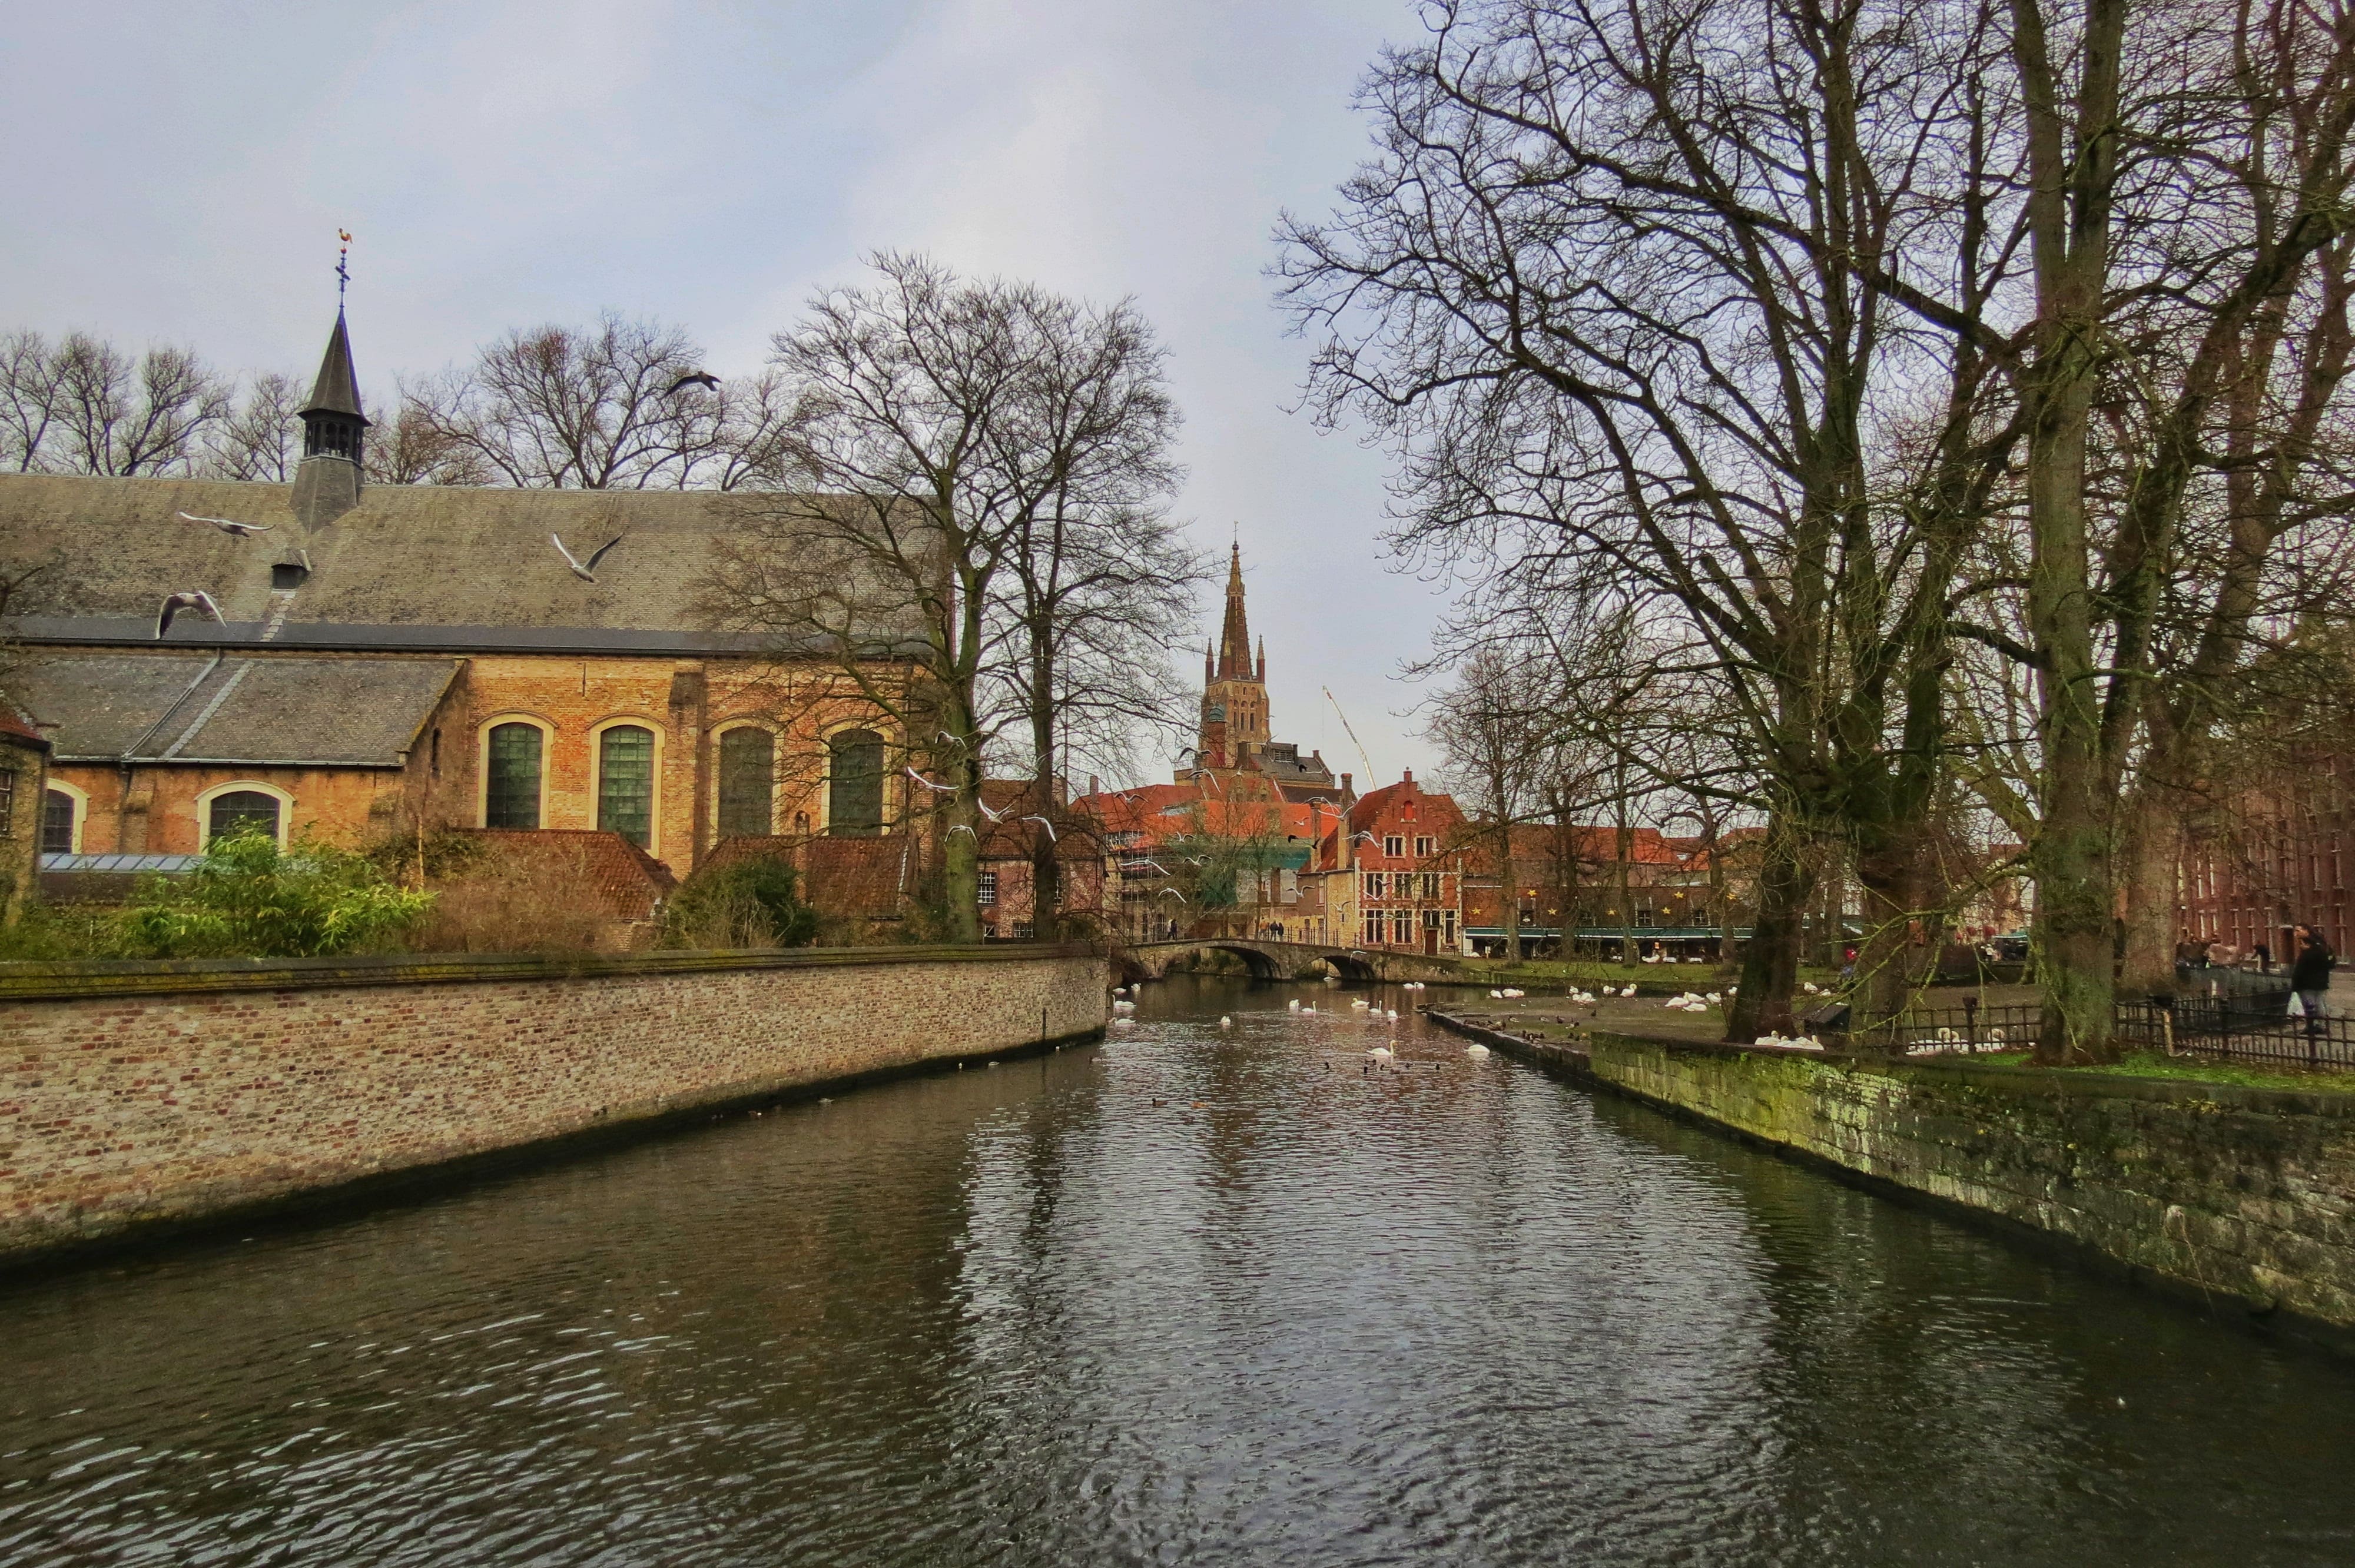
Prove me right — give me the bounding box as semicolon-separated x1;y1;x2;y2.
1862;992;2355;1071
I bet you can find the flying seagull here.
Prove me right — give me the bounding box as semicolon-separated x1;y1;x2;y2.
976;798;1009;823
1021;816;1058;843
551;533;625;583
905;768;956;793
946;823;977;839
177;510;272;537
664;371;720;396
155;590;224;639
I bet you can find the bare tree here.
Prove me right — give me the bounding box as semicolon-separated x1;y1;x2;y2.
203;371;306;482
0;332;65;473
703;255;1192;939
415;314;723;489
1428;649;1561;961
364;380;495;486
992;290;1195;936
29;333;230;476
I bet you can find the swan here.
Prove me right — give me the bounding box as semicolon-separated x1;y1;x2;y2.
1490;989;1504;999
1368;1045;1394;1062
1621;986;1637;998
1219;1015;1233;1028
1385;1009;1400;1021
1465;1042;1491;1059
1112;999;1136;1015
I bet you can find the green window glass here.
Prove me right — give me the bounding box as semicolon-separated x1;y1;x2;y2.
208;789;281;843
486;723;543;829
717;727;774;839
598;725;656;847
827;729;884;837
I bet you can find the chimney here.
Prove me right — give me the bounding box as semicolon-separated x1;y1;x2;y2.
1087;775;1099;798
1403;768;1414;786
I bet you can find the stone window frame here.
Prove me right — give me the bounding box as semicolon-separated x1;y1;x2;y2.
589;715;667;858
194;779;294;850
709;717;783;840
475;713;556;833
817;717;897;836
41;778;88;853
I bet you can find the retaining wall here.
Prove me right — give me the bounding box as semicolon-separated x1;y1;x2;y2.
1578;1034;2355;1339
0;944;1107;1261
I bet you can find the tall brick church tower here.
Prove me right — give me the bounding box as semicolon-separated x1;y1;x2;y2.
1199;544;1268;769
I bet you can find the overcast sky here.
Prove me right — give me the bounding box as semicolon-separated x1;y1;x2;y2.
3;0;1467;789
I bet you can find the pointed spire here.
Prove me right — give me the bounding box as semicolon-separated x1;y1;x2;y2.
1218;540;1251;680
1256;635;1266;683
1205;642;1215;683
300;312;368;423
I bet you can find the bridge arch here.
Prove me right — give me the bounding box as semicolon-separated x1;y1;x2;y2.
1122;939;1387;984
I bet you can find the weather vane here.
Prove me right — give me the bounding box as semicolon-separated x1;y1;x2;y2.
336;229;353;306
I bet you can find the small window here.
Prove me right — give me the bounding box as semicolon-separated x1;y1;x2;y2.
717;727;775;839
1364;871;1384;899
1421;872;1441;899
1415;836;1433;857
42;788;77;853
827;729;884;836
270;562;308;590
598;725;656;848
1384;835;1404;858
1390;908;1412;944
486;723;543;829
207;789;281;845
0;767;14;837
429;728;441;778
1362;911;1382;945
979;871;999;906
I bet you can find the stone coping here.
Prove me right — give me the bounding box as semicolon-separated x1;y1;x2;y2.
1586;1030;2355;1119
0;942;1102;1002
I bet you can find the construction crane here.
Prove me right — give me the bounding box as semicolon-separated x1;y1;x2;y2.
1322;686;1377;783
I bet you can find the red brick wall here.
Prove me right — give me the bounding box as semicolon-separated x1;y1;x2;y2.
0;946;1107;1258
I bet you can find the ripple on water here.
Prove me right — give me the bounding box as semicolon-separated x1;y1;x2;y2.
1;975;2353;1566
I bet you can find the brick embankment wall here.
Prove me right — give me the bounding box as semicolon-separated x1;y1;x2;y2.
0;945;1107;1262
1580;1034;2355;1341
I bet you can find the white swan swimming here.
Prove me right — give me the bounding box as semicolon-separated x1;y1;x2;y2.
1465;1042;1491;1059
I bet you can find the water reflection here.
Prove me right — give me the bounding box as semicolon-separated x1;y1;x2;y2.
0;975;2350;1565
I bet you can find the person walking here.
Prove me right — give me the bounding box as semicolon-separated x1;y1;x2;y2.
2292;926;2336;1038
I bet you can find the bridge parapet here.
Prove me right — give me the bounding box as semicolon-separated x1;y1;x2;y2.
1121;939;1477;985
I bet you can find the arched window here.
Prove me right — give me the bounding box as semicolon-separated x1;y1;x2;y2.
827;729;884;836
41;788;80;854
717;727;774;839
207;790;281;845
598;725;656;847
486;722;543;829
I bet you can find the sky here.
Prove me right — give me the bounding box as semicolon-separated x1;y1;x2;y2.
1;0;1464;789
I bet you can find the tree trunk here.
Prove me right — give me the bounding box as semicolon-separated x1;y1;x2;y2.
1726;815;1815;1041
2117;783;2184;998
1030;686;1060;942
1613;800;1634;966
1852;835;1917;1050
1498;766;1521;964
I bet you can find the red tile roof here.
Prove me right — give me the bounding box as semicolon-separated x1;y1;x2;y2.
463;829;678;921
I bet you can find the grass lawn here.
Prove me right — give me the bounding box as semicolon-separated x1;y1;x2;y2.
1965;1048;2355;1095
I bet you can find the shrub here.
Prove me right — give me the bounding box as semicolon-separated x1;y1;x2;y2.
405;853;626;953
0;902;141;962
661;859;820;950
125;828;434;959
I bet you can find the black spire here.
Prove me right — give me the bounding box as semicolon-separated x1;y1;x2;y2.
301;312;368;426
291;302;369;528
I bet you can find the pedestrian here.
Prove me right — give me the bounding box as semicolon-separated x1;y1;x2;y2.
2292;926;2335;1038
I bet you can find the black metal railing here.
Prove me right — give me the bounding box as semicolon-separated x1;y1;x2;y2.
1858;987;2355;1071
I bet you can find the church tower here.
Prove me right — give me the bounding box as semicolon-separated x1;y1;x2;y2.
289;305;369;530
1199;543;1271;768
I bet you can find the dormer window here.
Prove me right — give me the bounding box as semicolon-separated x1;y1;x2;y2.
271;561;309;590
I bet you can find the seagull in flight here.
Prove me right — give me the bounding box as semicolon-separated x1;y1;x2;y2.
155;590;224;639
177;510;271;537
551;533;625;583
946;823;977;839
976;798;1009;823
905;768;956;793
1120;859;1173;876
664;371;721;396
1021;816;1057;843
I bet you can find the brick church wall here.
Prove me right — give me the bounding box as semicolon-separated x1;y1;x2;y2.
0;944;1107;1261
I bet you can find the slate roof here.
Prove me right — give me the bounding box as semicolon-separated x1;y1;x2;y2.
0;473;929;655
301;313;367;421
11;651;457;764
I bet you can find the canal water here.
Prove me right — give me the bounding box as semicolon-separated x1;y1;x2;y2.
4;976;2354;1566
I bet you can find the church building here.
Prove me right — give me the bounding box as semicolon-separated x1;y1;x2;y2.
1182;545;1344;805
2;306;926;892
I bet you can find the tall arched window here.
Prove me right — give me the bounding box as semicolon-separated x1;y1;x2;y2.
827;729;884;836
207;790;281;845
486;722;543;829
717;727;774;839
41;789;79;854
598;725;656;847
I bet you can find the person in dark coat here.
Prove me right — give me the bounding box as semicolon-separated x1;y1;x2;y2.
2292;927;2336;1037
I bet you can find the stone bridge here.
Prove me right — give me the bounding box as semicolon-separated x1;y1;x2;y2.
1119;938;1477;985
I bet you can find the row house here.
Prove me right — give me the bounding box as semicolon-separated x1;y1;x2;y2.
2177;751;2352;961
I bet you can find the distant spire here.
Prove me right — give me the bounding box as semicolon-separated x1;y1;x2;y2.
1256;635;1266;683
1218;540;1251;680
